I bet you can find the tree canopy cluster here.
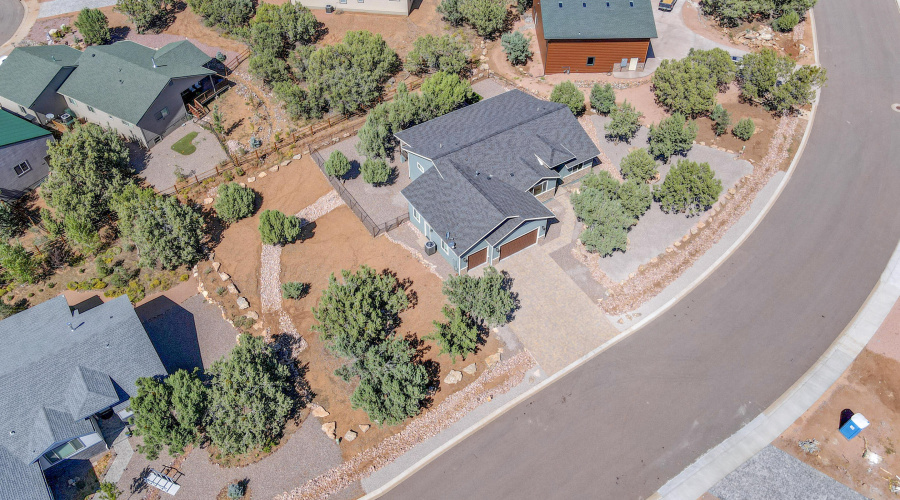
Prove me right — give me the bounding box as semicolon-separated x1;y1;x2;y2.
550;81;586;116
267;31;400;119
404;33;471;76
700;0;817;28
442;265;515;328
313;266;428;425
43;124;204;270
115;0;170;34
653;160;723;215
438;0;509;39
356;72;479;160
187;0;255;32
215;182;257;223
75;8;110;45
647;113;698;162
604;101;642;143
131;335;294;458
651;48;735;117
737;48;826;112
590;83;616;115
500;31;532;66
571;172;650;256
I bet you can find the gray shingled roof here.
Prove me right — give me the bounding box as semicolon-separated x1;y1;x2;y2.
57;40;215;125
0;296;167;500
539;0;658;40
0;45;81;109
0;445;48;500
399;90;599;255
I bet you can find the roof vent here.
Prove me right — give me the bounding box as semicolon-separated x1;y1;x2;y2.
629;1;634;6
557;1;562;6
9;430;15;436
151;57;158;68
582;1;586;5
475;170;480;176
51;55;57;62
606;2;610;6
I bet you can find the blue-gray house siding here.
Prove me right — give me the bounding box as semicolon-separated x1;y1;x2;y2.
405;150;435;181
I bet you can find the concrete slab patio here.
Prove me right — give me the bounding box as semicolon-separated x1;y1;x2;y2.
131;121;228;191
319;135;410;227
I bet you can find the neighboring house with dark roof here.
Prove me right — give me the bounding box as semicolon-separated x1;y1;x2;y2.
57;40;218;148
0;40;220;149
396;90;600;273
0;45;81;126
0;110;54;200
0;296;167;500
534;0;658;74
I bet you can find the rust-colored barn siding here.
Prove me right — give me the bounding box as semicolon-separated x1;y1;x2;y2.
533;0;651;74
544;39;650;74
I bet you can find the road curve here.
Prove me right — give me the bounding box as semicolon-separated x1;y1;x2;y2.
0;0;24;47
381;1;900;498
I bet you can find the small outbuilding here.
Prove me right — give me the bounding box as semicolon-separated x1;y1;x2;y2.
534;0;658;74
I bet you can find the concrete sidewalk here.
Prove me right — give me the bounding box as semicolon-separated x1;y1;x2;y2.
653;237;900;499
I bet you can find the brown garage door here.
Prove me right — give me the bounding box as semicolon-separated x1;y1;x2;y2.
467;247;488;271
499;229;538;260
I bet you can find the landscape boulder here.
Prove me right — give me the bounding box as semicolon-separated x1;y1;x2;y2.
462;363;477;375
237;297;250;310
444;370;462;384
321;421;336;440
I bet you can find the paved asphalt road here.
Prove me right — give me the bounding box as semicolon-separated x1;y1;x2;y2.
382;1;900;499
0;0;23;47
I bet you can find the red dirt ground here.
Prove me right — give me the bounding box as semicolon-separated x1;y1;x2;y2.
205;155;504;462
774;298;900;499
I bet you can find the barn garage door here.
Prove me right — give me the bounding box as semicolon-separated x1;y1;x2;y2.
467;248;488;271
499;229;538;260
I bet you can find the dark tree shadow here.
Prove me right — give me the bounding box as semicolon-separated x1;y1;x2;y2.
269;334;314;417
500;269;521;324
109;25;131;43
225;117;244;136
70;295;105;313
344;159;362;181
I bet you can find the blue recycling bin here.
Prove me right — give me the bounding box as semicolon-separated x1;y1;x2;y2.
840;413;869;440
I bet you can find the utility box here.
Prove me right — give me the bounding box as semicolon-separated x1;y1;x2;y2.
840;413;869;440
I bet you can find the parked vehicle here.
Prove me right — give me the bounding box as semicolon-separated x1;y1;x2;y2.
659;0;676;11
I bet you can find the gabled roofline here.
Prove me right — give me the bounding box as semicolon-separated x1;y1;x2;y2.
491;216;554;247
459;215;517;257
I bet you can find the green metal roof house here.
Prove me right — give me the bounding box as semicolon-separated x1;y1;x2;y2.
0;110;54;200
0;40;219;149
0;45;81;126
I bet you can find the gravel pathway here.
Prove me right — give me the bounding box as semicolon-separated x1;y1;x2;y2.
258;191;345;344
39;0;115;18
276;351;537;500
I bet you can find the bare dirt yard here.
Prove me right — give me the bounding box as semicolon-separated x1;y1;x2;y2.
774;298;900;499
201;154;506;470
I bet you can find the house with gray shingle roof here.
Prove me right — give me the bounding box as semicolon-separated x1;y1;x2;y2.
0;110;55;200
533;0;658;74
396;90;600;273
0;296;166;500
0;40;219;149
0;45;81;126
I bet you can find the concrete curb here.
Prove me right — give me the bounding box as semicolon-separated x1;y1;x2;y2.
0;0;39;56
655;232;900;500
364;12;825;498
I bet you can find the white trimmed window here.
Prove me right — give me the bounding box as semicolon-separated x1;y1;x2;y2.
13;161;31;177
412;208;420;222
529;179;553;196
441;239;449;253
44;437;85;464
417;162;425;173
569;159;592;174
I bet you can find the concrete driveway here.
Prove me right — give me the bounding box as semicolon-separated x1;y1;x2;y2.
635;0;747;75
488;245;620;375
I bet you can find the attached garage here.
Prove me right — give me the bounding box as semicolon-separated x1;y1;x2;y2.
467;247;488;271
499;228;538;260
